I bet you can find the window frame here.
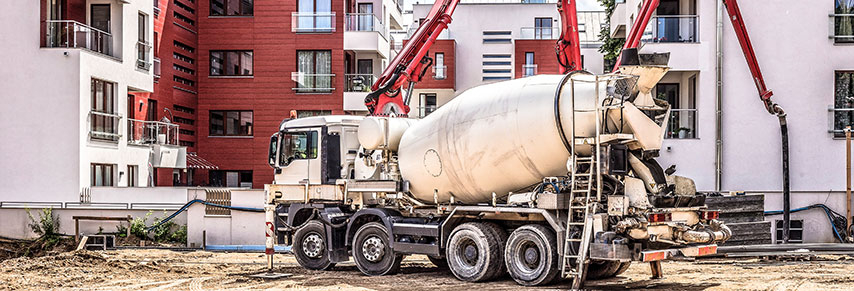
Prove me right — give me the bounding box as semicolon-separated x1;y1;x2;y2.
209;50;254;77
434;52;445;80
209;0;254;16
127;165;138;187
91;163;115;187
278;130;318;167
295;50;333;92
90;78;118;141
834;70;854;137
209;110;254;137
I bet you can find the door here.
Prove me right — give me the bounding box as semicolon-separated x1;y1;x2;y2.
90;4;111;32
656;0;679;42
434;53;445;79
278;130;322;184
524;52;535;76
357;59;373;90
357;3;373;31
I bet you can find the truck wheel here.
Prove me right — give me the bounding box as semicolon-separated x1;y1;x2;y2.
293;220;335;270
613;261;631;276
586;260;622;280
446;222;504;282
428;256;448;269
352;222;403;276
504;224;560;286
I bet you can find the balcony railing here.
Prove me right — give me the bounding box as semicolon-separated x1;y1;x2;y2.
642;15;698;43
89;111;121;141
415;105;438;118
345;13;387;38
292;72;335;93
522;64;538;77
406;25;450;39
664;109;697;139
520;26;559;40
45;20;113;57
829;107;854;137
831;13;854;43
153;58;161;78
344;74;376;92
292;12;336;33
128;119;179;146
153;0;161;16
433;65;447;80
137;41;152;71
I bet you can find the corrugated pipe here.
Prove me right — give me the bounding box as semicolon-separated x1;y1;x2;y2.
146;199;263;232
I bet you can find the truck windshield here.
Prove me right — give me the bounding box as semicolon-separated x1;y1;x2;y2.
279;131;317;166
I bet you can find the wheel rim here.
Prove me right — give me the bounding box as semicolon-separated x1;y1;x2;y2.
361;235;385;263
457;237;479;267
512;237;545;277
302;232;324;259
522;242;540;269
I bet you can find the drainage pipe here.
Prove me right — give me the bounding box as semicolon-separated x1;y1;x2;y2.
715;0;724;193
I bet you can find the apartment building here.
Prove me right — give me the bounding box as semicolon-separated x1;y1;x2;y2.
0;0;186;202
611;0;854;242
186;0;402;188
407;1;606;118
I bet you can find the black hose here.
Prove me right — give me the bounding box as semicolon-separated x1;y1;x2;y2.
779;115;791;243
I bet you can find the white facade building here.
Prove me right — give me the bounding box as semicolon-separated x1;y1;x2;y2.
612;0;854;242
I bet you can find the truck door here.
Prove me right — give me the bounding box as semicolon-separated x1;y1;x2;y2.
278;129;322;184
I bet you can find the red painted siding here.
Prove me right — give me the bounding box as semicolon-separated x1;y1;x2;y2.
514;40;560;78
402;39;456;90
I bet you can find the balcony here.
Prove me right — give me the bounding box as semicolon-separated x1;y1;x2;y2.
664;109;697;139
433;66;447;80
292;12;336;33
610;1;626;38
519;27;559;40
414;105;437;118
292;72;335;93
89;111;121;141
44;20;113;57
127;119;179;146
522;64;537;77
830;13;854;44
343;74;376;111
345;13;387;38
137;41;152;71
642;16;699;43
344;13;391;58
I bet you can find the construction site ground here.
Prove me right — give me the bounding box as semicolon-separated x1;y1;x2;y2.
1;249;853;290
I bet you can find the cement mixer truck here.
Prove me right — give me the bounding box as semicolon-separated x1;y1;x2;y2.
263;67;732;288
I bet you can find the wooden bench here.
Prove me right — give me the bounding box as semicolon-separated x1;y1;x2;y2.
72;215;132;243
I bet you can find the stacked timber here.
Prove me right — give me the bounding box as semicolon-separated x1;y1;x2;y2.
704;194;772;245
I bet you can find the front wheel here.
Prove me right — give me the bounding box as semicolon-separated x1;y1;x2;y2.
292;220;335;270
352;222;403;276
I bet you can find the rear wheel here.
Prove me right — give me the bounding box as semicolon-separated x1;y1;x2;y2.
446;222;505;282
293;220;335;270
586;260;623;280
504;224;560;286
613;261;632;276
352;222;403;276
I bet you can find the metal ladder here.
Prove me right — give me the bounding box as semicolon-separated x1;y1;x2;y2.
560;74;604;290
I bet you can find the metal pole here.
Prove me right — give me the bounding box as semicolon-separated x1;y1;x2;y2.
714;0;724;193
847;127;852;230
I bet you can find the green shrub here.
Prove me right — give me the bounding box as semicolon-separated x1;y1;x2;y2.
170;225;187;244
129;211;152;239
26;207;60;238
116;224;128;237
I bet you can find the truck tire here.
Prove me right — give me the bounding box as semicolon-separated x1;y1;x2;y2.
504;224;560;286
352;222;403;276
480;222;508;278
613;261;631;276
293;220;335;270
585;260;621;280
428;256;448;269
446;222;504;282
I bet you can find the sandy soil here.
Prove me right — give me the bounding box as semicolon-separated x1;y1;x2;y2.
1;249;853;290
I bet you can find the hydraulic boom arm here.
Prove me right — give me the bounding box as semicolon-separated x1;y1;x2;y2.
364;0;584;116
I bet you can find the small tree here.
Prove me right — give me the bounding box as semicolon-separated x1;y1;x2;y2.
598;0;625;72
26;207;61;238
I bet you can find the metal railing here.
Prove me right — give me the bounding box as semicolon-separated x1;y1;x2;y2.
292;12;336;33
642;15;699;43
414;105;438;118
89;111;121;141
519;26;559;40
829;107;854;137
406;25;451;39
45;20;113;56
344;74;376;92
292;72;335;92
522;64;538;77
154;0;161;16
128;119;179;145
137;41;152;71
153;58;161;78
433;65;447;80
830;13;854;43
345;13;387;38
664;109;697;139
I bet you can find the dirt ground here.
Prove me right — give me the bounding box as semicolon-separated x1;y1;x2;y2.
1;249;853;290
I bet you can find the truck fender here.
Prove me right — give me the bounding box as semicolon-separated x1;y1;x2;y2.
345;208;401;248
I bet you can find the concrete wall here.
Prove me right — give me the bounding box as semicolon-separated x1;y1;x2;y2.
186;189;265;247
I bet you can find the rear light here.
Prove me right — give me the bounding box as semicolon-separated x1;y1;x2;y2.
701;210;720;220
647;212;672;223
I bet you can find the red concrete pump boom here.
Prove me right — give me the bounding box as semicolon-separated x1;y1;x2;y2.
364;0;584;116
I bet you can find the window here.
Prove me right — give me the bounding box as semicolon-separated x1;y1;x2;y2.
420;93;437;117
91;79;118;141
297;110;332;118
147;99;158;121
295;50;333;92
656;80;697;139
296;0;332;31
523;52;536;77
834;71;854;137
90;4;111;32
210;110;253;136
434;53;445;80
127;165;138;187
91;163;115;186
534;18;553;39
210;50;253;76
210;0;253;16
279;131;318;166
836;0;854;44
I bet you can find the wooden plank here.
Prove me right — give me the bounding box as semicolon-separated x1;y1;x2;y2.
72;216;132;221
705;195;764;204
